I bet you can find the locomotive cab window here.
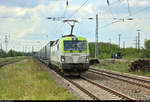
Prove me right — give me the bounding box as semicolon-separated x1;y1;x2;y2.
63;40;87;51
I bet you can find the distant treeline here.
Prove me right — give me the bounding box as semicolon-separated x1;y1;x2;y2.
1;39;150;59
89;39;150;59
0;49;22;57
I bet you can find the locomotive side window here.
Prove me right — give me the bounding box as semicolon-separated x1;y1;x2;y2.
57;44;59;50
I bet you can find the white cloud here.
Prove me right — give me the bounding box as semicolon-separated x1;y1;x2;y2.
0;0;150;51
128;0;149;7
0;1;64;40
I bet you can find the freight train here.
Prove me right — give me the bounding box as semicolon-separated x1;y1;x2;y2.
36;35;89;76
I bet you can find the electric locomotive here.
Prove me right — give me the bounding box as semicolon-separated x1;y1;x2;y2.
37;19;89;76
37;34;89;76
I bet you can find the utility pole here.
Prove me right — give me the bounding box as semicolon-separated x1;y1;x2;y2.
0;43;2;57
32;46;34;53
5;35;8;52
25;46;27;54
109;39;111;51
118;34;121;51
32;46;34;56
23;46;24;56
149;42;150;51
136;36;137;49
95;14;98;59
0;37;2;50
28;47;30;54
0;43;2;50
137;29;141;53
133;36;137;49
123;41;125;50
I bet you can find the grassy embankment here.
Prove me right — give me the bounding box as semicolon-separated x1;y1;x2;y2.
0;58;76;100
93;59;150;77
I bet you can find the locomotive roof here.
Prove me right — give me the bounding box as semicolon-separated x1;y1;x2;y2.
47;36;87;47
60;36;87;41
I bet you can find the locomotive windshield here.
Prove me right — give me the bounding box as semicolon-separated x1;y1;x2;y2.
64;40;87;51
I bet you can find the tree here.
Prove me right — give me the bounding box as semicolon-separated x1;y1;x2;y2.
0;49;6;57
144;40;150;50
7;50;22;57
142;40;150;58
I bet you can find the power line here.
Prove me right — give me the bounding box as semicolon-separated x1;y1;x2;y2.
68;0;89;19
52;0;70;37
51;0;70;36
98;4;150;29
106;0;121;19
124;5;150;19
105;0;125;21
126;0;132;16
63;0;69;17
48;0;89;38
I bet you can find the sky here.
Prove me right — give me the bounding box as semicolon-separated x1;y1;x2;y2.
0;0;150;52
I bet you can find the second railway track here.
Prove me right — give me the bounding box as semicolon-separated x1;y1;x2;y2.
0;57;27;68
89;68;150;89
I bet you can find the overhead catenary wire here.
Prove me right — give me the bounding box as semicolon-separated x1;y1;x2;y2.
56;0;70;36
70;0;125;32
106;0;115;19
124;5;150;19
46;0;70;39
51;0;89;37
76;0;125;29
98;4;150;29
63;0;69;18
99;0;131;29
68;0;89;19
126;0;132;16
105;0;124;20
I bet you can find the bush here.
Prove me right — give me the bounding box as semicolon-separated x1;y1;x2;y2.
129;59;150;71
89;42;140;59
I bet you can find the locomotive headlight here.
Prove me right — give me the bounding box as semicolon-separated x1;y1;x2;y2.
86;56;89;62
61;56;65;62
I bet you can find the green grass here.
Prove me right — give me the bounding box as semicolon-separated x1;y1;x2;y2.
94;59;150;77
0;58;76;100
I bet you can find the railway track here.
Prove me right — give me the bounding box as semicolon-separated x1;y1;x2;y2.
36;58;134;100
89;68;150;89
66;76;134;100
66;78;99;100
0;58;26;68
